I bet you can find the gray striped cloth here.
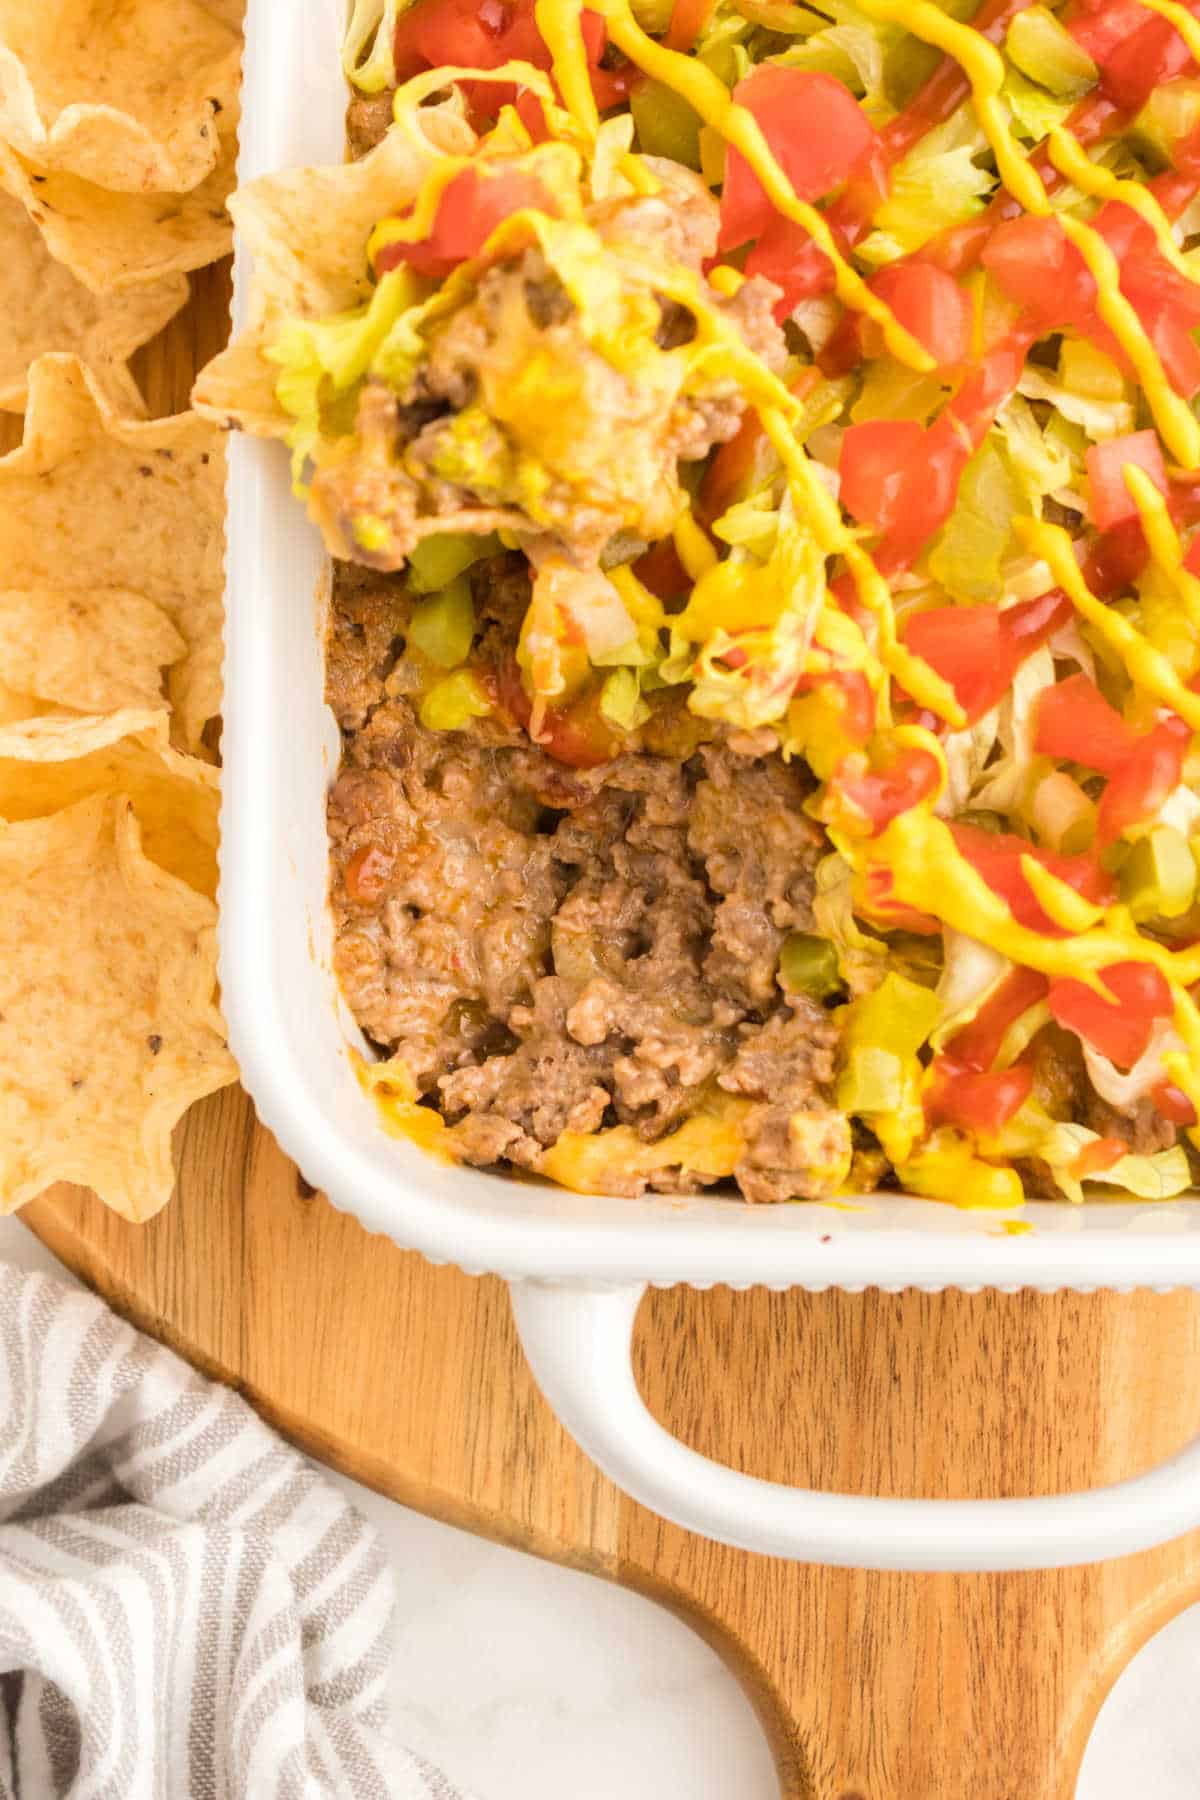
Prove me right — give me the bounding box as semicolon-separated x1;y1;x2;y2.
0;1264;472;1799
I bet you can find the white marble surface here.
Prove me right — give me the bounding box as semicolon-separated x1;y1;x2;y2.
3;1214;1199;1799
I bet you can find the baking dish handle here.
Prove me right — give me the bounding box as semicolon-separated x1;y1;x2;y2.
510;1279;1200;1571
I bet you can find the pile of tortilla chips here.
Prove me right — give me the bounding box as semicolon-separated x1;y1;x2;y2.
0;1;246;1222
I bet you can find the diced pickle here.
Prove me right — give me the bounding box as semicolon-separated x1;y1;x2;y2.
1005;5;1097;98
778;932;842;999
407;532;498;594
1120;826;1197;919
1058;340;1126;403
629;80;704;169
408;576;476;669
837;1046;906;1115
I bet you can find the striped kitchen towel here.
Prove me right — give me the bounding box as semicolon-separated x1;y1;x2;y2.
0;1264;472;1799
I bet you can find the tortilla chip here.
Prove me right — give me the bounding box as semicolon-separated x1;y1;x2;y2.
0;189;185;411
0;586;184;711
0;0;240;193
0;355;225;750
193;106;471;434
0;793;234;1219
0;708;219;895
199;0;244;26
0;126;236;294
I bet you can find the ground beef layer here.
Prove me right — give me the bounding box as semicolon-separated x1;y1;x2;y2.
326;564;851;1201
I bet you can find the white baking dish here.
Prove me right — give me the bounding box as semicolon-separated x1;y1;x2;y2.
221;0;1200;1571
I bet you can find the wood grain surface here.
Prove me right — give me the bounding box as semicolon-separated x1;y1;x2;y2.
17;263;1200;1800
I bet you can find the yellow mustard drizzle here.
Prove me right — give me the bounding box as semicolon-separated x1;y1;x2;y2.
853;0;1200;466
860;808;1197;986
673;504;719;579
1015;517;1200;728
1018;857;1107;933
535;0;599;137
1124;463;1200;637
585;0;937;372
1044;127;1195;282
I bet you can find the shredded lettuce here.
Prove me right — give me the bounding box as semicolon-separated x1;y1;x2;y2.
343;0;404;93
937;711;1002;816
836;972;941;1163
927;438;1027;603
776;26;891;119
682;500;829;730
1017;364;1136;440
994;396;1076;512
971;643;1054;815
1001;69;1075;142
600;666;653;729
988;1100;1193;1203
1081;1023;1183;1111
266;269;426;487
812;853;887;992
932;930;1011;1048
857;107;994;266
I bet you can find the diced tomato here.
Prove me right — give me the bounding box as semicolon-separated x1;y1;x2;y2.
951;822;1115;935
1086;431;1169;533
744;214;839;313
1048;961;1174;1070
1097;11;1198;113
666;0;715;50
1034;673;1140;776
392;0;624;113
904;591;1071;725
374;165;555;278
981;214;1097;332
633;537;690;600
1086;474;1200;595
838;420;927;536
868;263;972;368
1138;294;1200;397
1068;1135;1128;1178
841;328;1036;576
839;414;970;570
1153;1081;1198;1126
1084;517;1153;595
830;746;941;833
497;659;622;767
1088;203;1200;395
822;261;972;374
1097;713;1192;845
718;67;877;250
942;966;1051;1073
1067;0;1157;71
925;1060;1034;1134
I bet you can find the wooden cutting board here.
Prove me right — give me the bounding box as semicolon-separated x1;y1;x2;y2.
17;268;1200;1800
23;1085;1200;1799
